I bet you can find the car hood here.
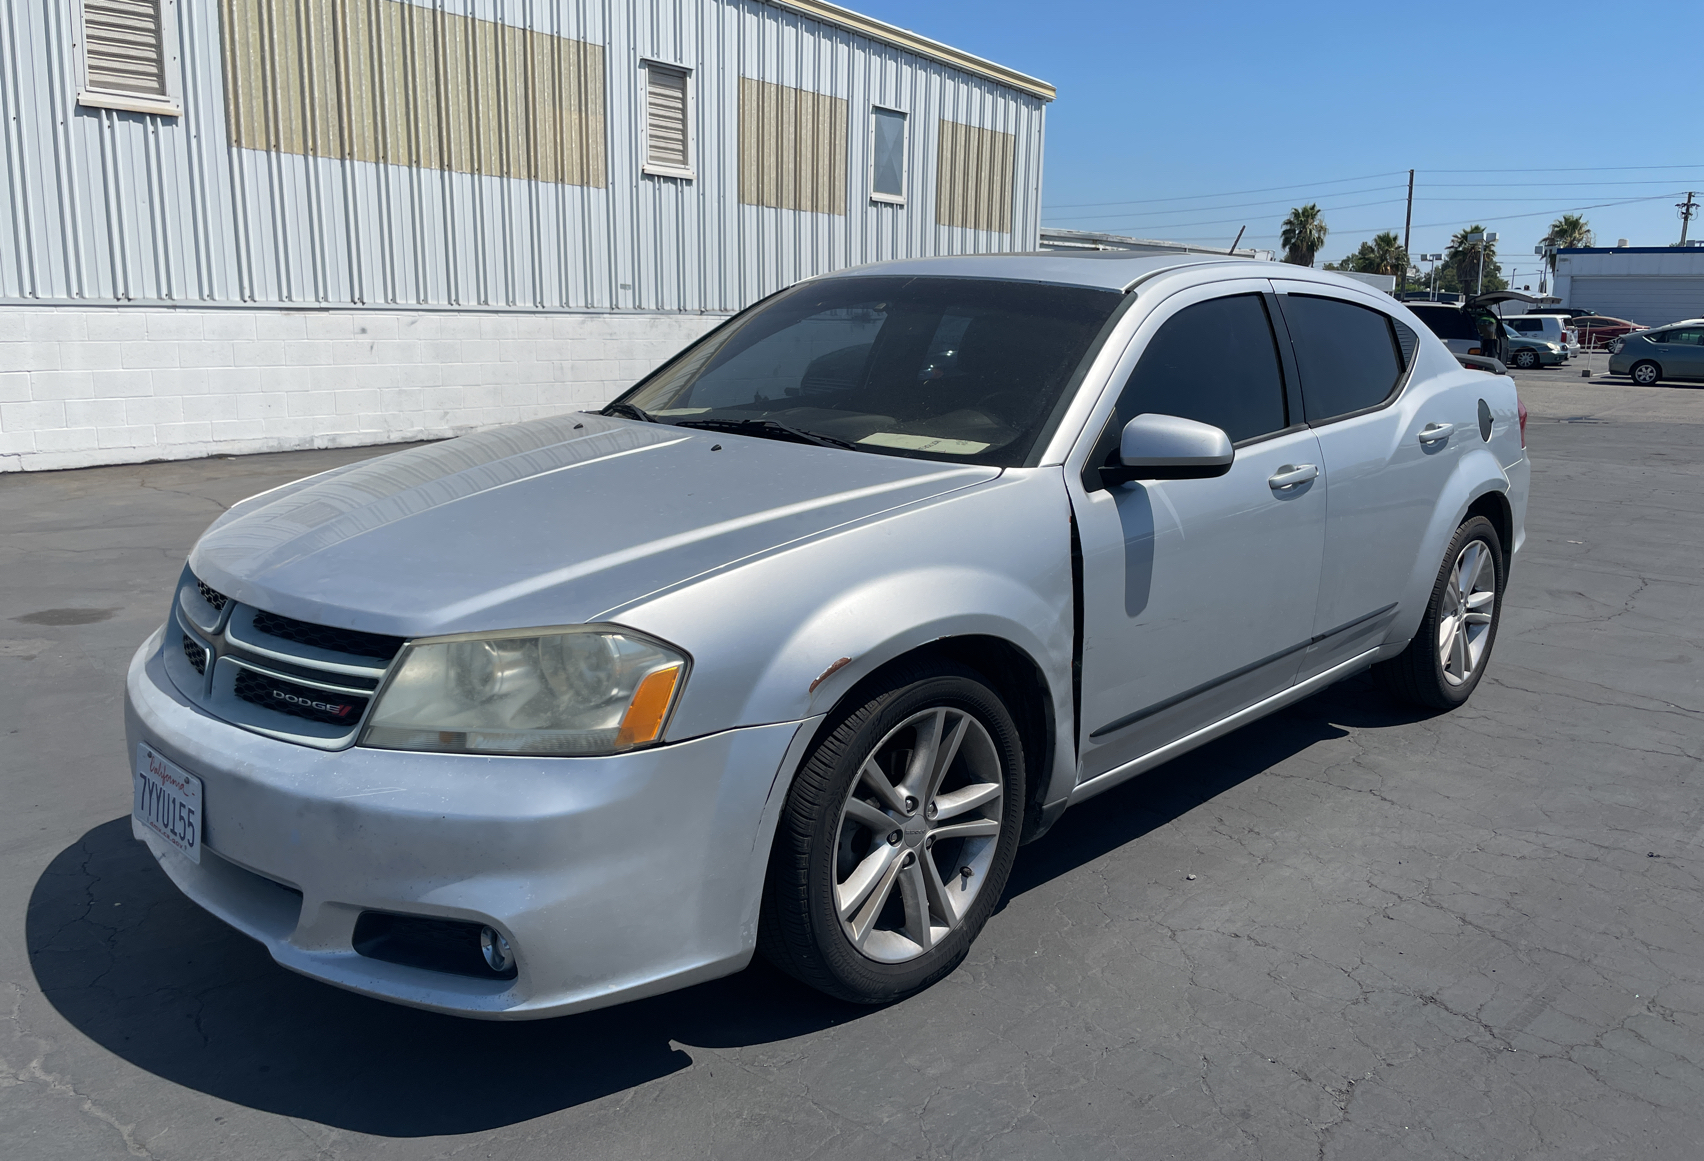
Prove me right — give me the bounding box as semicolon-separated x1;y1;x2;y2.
190;413;999;636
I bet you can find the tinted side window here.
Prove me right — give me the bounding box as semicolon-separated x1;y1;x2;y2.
1282;295;1405;423
1113;294;1288;444
1409;306;1478;341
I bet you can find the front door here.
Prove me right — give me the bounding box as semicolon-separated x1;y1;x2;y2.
1071;284;1327;785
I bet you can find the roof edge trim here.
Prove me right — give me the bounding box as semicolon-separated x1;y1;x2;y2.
767;0;1056;101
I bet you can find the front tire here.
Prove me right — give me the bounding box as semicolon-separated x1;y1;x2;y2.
1512;348;1539;370
759;663;1025;1004
1631;360;1661;386
1375;516;1505;710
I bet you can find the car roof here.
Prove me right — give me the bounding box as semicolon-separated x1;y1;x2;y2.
820;251;1361;294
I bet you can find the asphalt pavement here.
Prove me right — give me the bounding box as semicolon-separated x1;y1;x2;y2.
2;372;1701;1159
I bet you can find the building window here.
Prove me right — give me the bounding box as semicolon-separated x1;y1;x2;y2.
643;62;692;178
870;106;907;204
738;78;847;215
78;0;180;116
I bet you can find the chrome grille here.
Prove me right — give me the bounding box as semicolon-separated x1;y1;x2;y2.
232;668;370;726
250;610;403;661
166;568;406;751
181;633;208;675
197;579;229;611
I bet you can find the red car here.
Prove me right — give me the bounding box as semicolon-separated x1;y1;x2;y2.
1571;316;1643;349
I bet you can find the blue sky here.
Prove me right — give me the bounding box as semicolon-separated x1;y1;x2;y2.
853;0;1704;281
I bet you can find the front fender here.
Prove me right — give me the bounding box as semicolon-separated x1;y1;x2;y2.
615;469;1078;811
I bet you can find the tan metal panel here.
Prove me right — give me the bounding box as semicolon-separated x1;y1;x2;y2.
737;76;845;216
220;0;606;188
84;0;168;96
934;118;1014;235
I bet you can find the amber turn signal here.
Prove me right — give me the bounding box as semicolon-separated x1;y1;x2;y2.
616;664;683;748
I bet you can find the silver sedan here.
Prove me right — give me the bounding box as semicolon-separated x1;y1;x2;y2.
126;253;1530;1017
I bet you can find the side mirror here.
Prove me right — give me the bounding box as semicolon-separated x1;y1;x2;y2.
1103;413;1234;485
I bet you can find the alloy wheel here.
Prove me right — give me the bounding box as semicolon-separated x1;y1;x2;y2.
1438;539;1497;686
1631;361;1659;386
832;707;1003;963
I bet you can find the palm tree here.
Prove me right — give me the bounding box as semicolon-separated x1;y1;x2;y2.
1444;225;1503;295
1363;231;1408;278
1540;213;1593;272
1281;204;1328;267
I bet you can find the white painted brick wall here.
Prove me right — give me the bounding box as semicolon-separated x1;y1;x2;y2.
0;306;726;471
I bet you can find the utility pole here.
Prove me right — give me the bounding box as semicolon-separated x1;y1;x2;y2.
1680;192;1699;246
1402;169;1414;285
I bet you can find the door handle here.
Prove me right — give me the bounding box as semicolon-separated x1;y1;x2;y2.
1418;422;1454;444
1267;463;1318;490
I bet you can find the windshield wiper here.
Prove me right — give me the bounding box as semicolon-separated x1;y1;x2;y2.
601;401;656;423
672;418;858;451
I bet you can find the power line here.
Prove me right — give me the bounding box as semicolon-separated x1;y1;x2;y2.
1420;163;1704;174
1043;198;1408;231
1042;170;1405;210
1043;185;1404;222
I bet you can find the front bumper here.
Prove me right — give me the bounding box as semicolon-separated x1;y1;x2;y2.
125;627;813;1019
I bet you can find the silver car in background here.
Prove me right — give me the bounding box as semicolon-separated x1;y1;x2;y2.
126;253;1530;1017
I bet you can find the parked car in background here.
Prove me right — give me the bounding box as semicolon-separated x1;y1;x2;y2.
1505;333;1567;369
1608;324;1704;384
124;253;1529;1017
1572;316;1643;349
1504;314;1578;357
1408;301;1510;364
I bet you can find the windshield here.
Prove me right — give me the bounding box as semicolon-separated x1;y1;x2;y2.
613;276;1125;466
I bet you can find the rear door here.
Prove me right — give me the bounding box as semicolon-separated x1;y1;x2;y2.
1070;283;1326;784
1271;286;1465;677
1659;327;1704;378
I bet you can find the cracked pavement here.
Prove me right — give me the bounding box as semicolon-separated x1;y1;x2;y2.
2;376;1701;1159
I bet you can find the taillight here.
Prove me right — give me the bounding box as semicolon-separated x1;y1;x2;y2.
1517;397;1528;447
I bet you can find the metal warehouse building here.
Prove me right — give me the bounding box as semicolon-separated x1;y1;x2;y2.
0;0;1052;471
1554;246;1704;326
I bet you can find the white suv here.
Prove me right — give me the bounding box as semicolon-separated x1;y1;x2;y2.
1504;314;1578;357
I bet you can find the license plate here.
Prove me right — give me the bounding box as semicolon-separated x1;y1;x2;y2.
134;743;202;864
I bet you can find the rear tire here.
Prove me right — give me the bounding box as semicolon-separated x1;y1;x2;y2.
759;662;1025;1004
1375;516;1505;710
1631;360;1661;386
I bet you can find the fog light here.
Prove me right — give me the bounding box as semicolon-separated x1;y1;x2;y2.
480;926;514;973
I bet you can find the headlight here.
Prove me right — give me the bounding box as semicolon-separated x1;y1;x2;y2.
361;626;687;755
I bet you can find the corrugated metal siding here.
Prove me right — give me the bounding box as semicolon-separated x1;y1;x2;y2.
0;0;1047;312
934;117;1012;234
738;76;845;214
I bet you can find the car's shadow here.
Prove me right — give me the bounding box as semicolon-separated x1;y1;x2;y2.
27;674;1428;1136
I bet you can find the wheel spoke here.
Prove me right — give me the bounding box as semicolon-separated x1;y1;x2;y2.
1465;589;1495;611
920;853;959;923
932;781;1001;820
838;843;900;922
898;710;945;801
929;818;999;842
859;757;908;814
1452;618;1469;675
1437;615;1458;663
843;796;895;834
1463;543;1488;593
1464;611;1493;626
897;860;935;951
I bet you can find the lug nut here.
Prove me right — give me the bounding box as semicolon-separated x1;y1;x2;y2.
903;796;918;814
888;830;902;845
902;851;916;867
926;802;938;819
